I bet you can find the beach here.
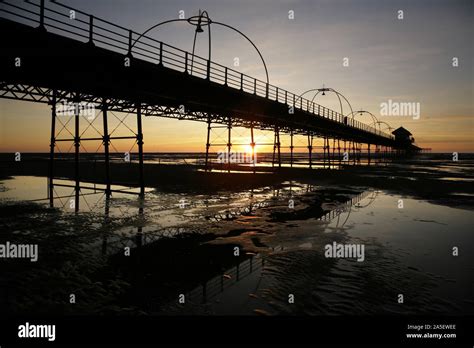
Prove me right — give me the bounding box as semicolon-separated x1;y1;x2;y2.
1;153;473;316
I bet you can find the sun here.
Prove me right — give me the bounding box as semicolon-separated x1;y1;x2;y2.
244;144;254;155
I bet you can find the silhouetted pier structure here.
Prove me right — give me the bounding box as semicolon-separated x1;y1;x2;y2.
1;0;421;196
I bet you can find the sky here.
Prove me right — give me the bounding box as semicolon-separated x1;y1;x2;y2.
1;0;473;153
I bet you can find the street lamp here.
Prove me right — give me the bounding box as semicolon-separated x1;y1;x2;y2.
195;14;204;33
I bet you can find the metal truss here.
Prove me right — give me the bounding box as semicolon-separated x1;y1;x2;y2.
1;83;397;175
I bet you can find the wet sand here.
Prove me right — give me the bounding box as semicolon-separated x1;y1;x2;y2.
1;154;473;207
1;154;473;316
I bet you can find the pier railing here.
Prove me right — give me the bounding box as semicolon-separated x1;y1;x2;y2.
1;0;394;140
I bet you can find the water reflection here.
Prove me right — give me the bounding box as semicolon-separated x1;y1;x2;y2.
1;174;473;316
13;177;364;256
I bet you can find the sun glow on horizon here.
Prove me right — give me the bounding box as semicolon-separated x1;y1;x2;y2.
244;144;256;156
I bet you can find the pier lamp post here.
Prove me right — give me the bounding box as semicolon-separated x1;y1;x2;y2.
130;9;269;85
299;86;354;117
375;121;394;157
348;110;379;129
298;87;354;166
376;121;394;133
131;10;271;170
346;110;380;163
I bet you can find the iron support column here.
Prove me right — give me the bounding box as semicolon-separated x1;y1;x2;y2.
368;143;371;165
343;140;347;163
337;139;341;166
136;103;145;197
102;99;111;195
250;123;256;173
308;134;313;169
352;141;356;165
205;116;211;171
327;137;331;169
74;94;80;213
290;130;294;168
276;126;281;168
49;90;56;208
332;138;336;167
227;116;232;173
323;137;326;168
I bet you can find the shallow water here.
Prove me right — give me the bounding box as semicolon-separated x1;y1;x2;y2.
161;191;474;315
1;156;473;316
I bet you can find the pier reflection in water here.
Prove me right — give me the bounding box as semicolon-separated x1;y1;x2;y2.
39;177;368;255
1;175;371;314
2;175;471;316
49;177;376;315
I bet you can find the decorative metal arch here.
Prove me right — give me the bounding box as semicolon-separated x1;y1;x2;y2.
376;120;394;133
348;110;379;128
299;87;354;117
130;9;269;84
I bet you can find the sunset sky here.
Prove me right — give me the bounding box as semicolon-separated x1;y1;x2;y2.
1;0;473;153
